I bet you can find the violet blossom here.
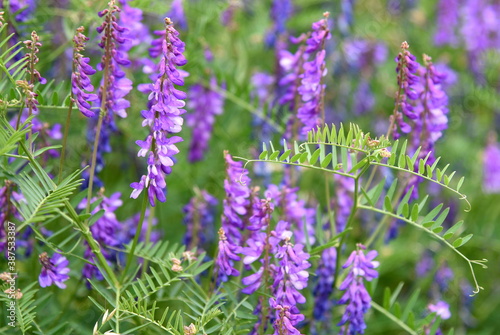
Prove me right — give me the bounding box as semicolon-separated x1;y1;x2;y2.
38;252;70;289
338;244;379;335
130;17;187;206
391;41;420;139
186;77;224;162
428;301;451;320
221;152;251;245
71;27;98;118
270;237;311;335
215;228;241;282
297;13;331;135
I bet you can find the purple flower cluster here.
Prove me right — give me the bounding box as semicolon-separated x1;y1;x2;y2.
338;244;379;335
296;13;331;135
118;0;149;52
186;77;224;162
71;27;98;118
183;190;218;250
130;18;187;206
1;0;36;22
221;152;252;245
427;300;451;320
240;199;274;294
412;55;449;164
270;237;311;335
38;252;70;289
215;153;252;282
215;228;241;281
96;1;132;120
391;41;420;139
78;192;122;280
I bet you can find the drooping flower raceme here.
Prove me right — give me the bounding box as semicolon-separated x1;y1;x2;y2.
338;244;379;335
297;13;330;135
130;18;187;206
412;55;449;164
270;237;311;335
71;27;98;118
391;41;420;139
215;228;241;282
186;77;224;162
96;0;132;120
38;252;70;289
221;152;251;245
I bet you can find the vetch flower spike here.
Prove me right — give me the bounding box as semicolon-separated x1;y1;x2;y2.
130;17;187;206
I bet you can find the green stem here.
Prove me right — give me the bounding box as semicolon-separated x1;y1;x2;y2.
85;113;104;213
121;190;149;283
332;163;369;290
58;99;74;183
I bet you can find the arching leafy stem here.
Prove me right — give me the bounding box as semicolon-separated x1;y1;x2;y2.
235;123;486;295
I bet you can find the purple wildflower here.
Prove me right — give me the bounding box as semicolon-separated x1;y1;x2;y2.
186;77;224;162
278;46;304;114
96;1;132;120
297;13;331;135
71;27;98;118
78;192;123;247
412;55;449;164
338;244;379;335
119;209;160;245
38;252;70;289
333;174;355;233
215;228;241;282
428;301;451;320
1;0;36;22
240;199;274;294
270;298;305;335
269;237;310;335
483;136;500;193
221;152;252;245
391;41;420;139
130;18;187;206
434;0;460;46
118;0;149;51
183;190;218;250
